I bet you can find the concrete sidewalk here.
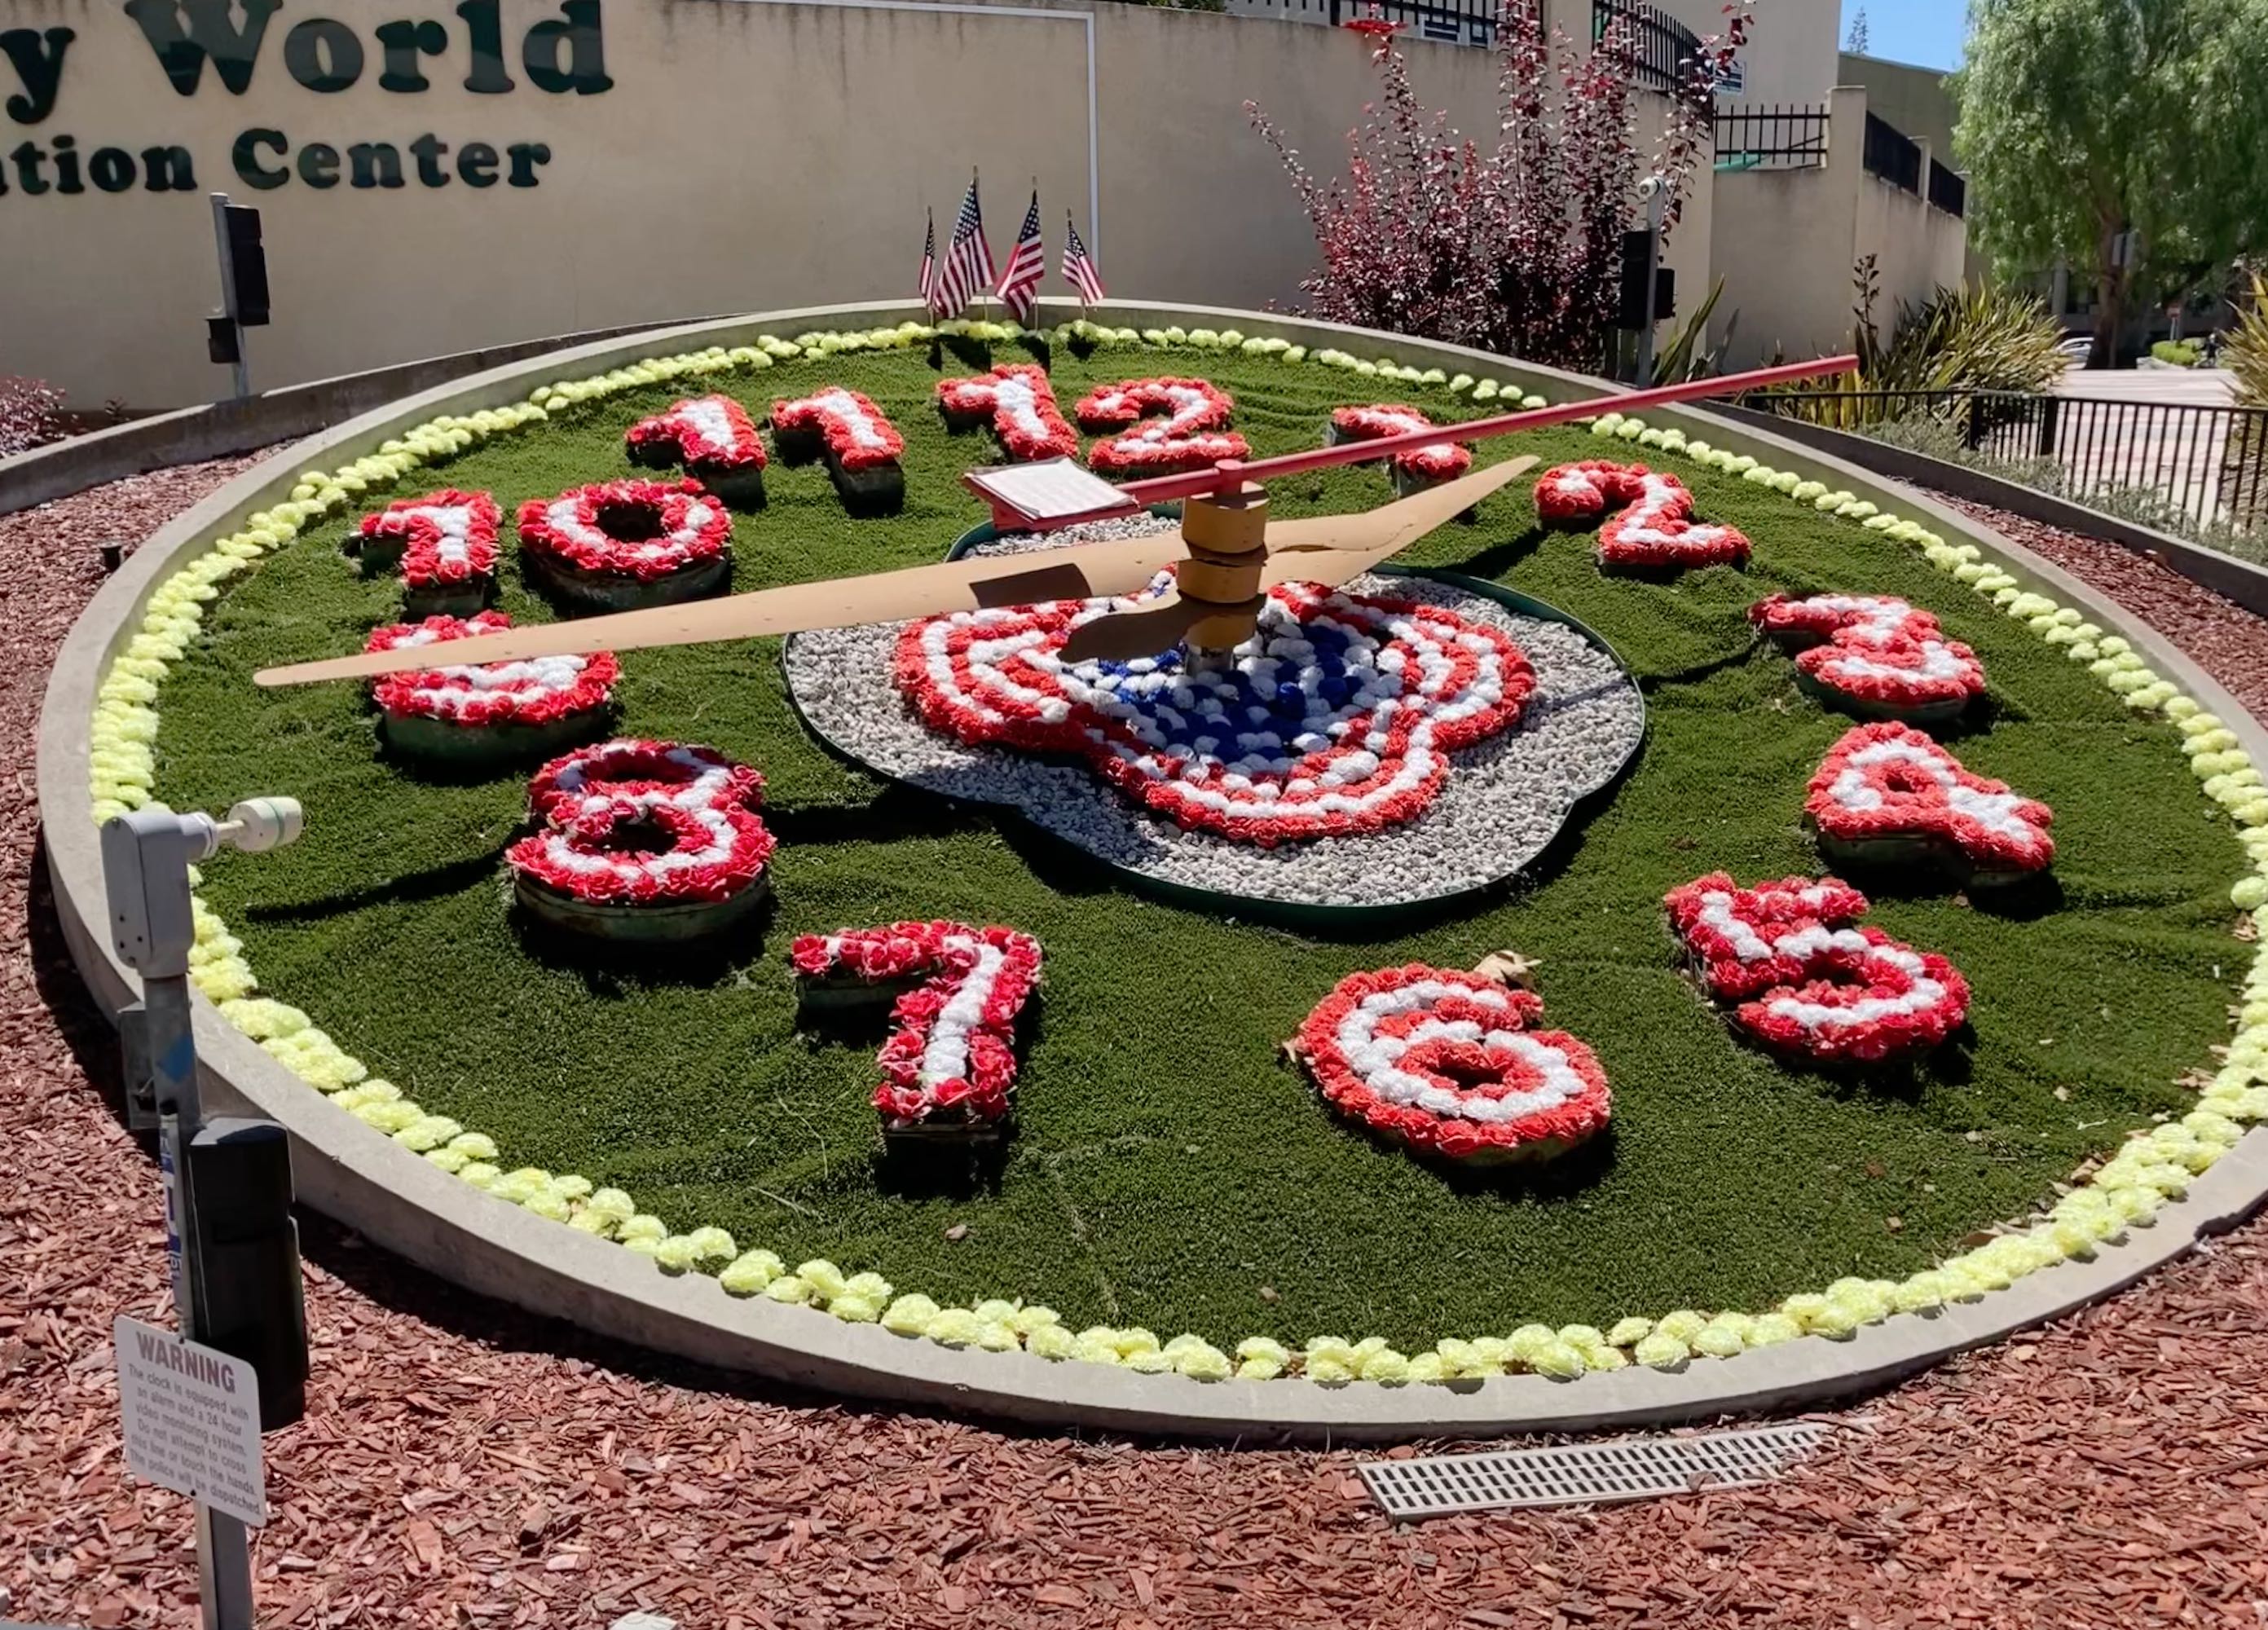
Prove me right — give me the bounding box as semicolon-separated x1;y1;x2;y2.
2055;363;2239;407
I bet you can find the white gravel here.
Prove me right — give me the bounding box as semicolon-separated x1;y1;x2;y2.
785;521;1645;910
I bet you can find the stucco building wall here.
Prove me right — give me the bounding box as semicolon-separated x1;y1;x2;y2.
1711;85;1967;368
1;0;1711;407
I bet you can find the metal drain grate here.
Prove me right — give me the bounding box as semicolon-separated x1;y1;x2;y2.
1359;1422;1830;1520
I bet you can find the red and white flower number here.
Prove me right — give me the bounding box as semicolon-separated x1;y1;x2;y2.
1295;964;1612;1165
1751;593;1988;720
895;573;1534;845
357;488;501;597
1535;461;1751;571
364;610;619;728
936;363;1081;462
1665;872;1971;1063
1076;377;1252;477
507;739;774;905
768;387;907;472
1806;721;2056;881
1328;403;1474;482
790;921;1042;1130
516;478;732;583
624;395;768;474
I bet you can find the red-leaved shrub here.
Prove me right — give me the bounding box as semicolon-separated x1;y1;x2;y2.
1248;0;1746;372
0;376;64;456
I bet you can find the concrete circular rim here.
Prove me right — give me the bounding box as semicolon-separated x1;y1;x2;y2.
37;299;2268;1443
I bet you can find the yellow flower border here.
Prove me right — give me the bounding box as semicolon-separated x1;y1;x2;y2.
87;317;2268;1387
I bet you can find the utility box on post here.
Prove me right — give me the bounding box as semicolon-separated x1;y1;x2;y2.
221;205;270;328
1617;233;1677;330
188;1118;308;1432
1618;231;1654;332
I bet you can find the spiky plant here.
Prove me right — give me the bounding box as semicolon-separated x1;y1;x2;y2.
2229;271;2268;408
1768;278;2068;428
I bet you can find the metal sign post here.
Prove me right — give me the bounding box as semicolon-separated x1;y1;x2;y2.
103;798;304;1630
1631;176;1667;388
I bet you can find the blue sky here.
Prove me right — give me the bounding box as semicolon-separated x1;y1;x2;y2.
1843;0;1966;70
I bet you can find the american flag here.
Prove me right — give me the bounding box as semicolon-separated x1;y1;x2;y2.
931;174;995;320
996;188;1046;326
918;209;938;313
1061;214;1105;306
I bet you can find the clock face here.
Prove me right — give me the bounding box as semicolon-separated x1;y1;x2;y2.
124;328;2252;1386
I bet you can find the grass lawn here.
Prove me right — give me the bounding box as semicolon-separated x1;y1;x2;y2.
152;341;2244;1347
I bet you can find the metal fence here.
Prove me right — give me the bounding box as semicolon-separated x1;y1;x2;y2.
1748;389;2268;535
1226;0;1495;45
1927;157;1966;219
1714;104;1830;171
1861;112;1922;194
1325;0;1496;43
1592;0;1705;99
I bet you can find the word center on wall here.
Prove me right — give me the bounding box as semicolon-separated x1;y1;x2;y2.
2;0;606;197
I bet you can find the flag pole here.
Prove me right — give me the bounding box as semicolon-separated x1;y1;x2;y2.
1066;208;1081;311
975;166;990;326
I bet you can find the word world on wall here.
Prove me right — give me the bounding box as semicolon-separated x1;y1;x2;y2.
0;0;610;199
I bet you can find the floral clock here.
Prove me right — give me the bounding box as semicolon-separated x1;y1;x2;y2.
624;395;769;510
363;610;618;764
355;488;501;619
1293;963;1613;1165
790;920;1043;1145
770;387;908;515
103;318;2268;1410
505;738;776;942
516;477;734;611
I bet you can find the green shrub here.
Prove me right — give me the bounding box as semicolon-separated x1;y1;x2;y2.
2151;339;2203;367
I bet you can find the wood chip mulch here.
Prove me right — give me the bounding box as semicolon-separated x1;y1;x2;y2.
1930;491;2268;720
5;463;2268;1629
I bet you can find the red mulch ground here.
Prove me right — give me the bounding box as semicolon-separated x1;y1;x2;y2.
6;466;2268;1630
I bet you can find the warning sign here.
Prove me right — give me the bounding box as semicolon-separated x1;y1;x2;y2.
113;1315;267;1528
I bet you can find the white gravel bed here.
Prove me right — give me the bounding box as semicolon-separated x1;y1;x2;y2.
785;522;1645;910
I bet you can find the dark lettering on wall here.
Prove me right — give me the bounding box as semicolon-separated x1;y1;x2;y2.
230;126;287;189
141;143;196;190
125;0;281;97
347;141;403;188
455;0;514;94
456;139;497;186
2;0;608;206
90;146;136;191
283;18;363;92
408;130;448;185
11;138;51;193
506;140;549;187
522;1;610;95
1;26;73;125
374;19;446;92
